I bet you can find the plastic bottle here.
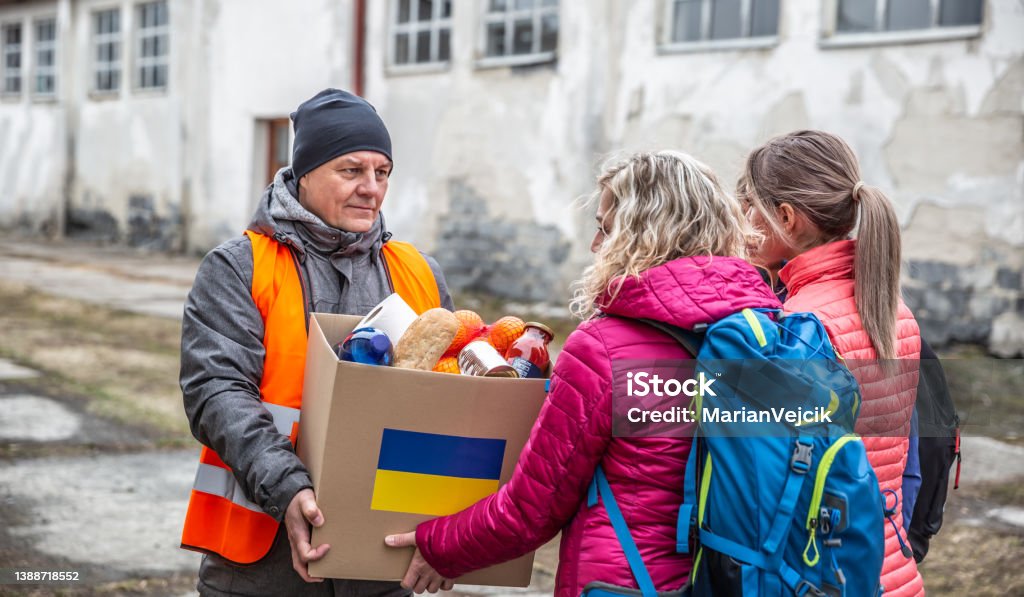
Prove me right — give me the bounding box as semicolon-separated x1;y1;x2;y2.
505;322;554;379
335;327;393;366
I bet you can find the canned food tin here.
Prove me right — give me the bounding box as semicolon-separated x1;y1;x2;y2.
458;341;520;378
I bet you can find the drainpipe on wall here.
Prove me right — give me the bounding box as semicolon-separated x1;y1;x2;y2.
354;0;366;97
57;0;74;240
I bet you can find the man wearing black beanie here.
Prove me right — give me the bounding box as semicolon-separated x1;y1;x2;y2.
179;89;453;596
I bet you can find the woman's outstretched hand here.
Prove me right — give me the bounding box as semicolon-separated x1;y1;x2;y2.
385;531;455;594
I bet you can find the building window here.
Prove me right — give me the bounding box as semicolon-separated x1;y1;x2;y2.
391;0;452;67
93;8;121;93
263;118;291;185
136;0;169;90
34;18;56;97
2;23;22;96
667;0;780;45
481;0;558;66
835;0;983;34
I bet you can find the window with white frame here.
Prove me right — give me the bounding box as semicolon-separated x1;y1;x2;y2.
482;0;558;65
34;18;56;97
93;8;121;93
136;0;168;89
836;0;983;34
2;22;22;95
391;0;452;67
667;0;780;45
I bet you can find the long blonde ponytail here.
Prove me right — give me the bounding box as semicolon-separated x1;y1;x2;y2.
853;184;902;360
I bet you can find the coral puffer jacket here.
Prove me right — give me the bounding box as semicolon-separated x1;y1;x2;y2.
416;256;780;597
781;240;924;597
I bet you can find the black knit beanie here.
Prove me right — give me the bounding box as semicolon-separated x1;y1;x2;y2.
290;89;393;181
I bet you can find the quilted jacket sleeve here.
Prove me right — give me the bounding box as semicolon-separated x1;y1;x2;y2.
415;321;613;578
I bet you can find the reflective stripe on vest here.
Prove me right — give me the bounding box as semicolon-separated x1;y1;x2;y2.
181;230;440;564
193;464;262;513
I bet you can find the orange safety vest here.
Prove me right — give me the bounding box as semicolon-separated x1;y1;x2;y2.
181;230;440;564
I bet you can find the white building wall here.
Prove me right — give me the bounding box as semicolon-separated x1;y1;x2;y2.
0;0;65;234
194;0;355;249
65;0;187;248
0;0;1020;349
611;0;1022;247
608;0;1023;349
0;0;358;250
362;0;1022;349
365;0;605;245
364;0;610;301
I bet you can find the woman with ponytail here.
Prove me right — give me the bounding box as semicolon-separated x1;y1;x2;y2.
738;130;924;596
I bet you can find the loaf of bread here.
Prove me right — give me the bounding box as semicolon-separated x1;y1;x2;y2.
393;308;460;370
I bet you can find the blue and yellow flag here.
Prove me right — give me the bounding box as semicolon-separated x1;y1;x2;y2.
370;428;507;516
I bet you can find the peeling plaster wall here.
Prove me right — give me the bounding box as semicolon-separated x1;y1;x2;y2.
365;0;1022;352
67;0;354;251
0;0;65;236
609;0;1023;352
1;0;1020;351
0;0;193;249
363;0;608;301
194;0;353;251
66;0;190;249
613;0;1022;229
0;0;353;251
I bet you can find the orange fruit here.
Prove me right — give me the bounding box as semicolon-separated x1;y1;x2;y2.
433;356;461;374
488;316;526;354
444;310;486;357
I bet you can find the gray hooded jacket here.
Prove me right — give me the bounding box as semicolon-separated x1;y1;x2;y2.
180;168;453;521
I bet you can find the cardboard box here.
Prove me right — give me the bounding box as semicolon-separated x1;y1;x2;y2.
298;312;547;586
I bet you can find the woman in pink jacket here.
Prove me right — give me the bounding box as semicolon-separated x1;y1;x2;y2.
738;130;924;596
386;151;780;595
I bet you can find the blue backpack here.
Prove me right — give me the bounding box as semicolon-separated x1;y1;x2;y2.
583;309;890;597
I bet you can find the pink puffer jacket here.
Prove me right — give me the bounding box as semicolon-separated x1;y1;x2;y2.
416;256;780;597
781;240;924;597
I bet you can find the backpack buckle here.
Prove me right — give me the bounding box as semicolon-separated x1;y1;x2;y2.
791;441;813;473
795;580;827;597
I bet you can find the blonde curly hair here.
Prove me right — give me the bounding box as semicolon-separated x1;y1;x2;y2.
570;150;757;320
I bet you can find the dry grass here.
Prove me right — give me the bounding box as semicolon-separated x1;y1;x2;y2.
917;471;1024;595
0;281;188;441
919;524;1024;595
937;344;1024;442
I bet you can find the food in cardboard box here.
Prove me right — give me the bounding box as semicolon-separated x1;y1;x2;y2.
505;322;555;379
445;310;487;358
459;341;519;378
393;308;460;370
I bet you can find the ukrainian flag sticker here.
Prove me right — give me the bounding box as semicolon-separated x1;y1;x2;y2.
370;428;507;517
